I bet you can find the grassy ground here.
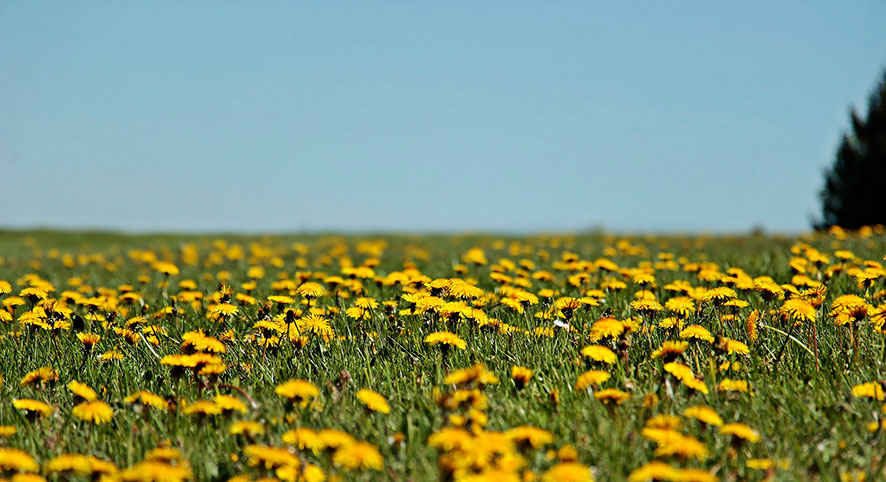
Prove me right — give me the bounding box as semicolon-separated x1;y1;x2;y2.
0;228;884;481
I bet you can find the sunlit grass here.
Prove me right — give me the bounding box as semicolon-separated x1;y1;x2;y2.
0;227;884;481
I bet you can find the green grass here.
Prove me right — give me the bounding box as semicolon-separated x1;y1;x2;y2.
0;229;884;481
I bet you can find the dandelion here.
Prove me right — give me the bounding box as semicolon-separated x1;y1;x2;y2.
275;379;319;408
653;433;710;461
318;429;356;451
588;317;625;342
297;282;326;299
541;462;594;482
581;345;617;364
282;427;323;453
718;337;750;355
511;366;534;390
428;427;473;451
152;262;180;276
145;447;182;463
19;287;48;303
631;298;664;315
20;366;58;388
575;370;611;390
12;399;53;419
444;364;499;387
67;381;98;402
229;421;264;438
124;391;167;410
651;341;688;361
72;401;113;424
681;377;709;394
505;425;554;450
702;286;737;304
45;454;94;476
718;378;750;394
594;388;630;405
424;331;467;350
683;405;723;426
0;447;40;473
665;297;695;318
629;461;681;482
333;442;383;471
779;298;816;324
210;303;238;319
720;422;761;443
119;460;192;482
213;395;247;414
356;389;390;414
76;332;101;349
663;362;694;382
851;382;885;401
679;325;714;343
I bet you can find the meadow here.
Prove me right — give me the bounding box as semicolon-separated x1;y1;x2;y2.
0;228;884;482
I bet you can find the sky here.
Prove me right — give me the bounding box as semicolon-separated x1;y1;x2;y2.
2;1;885;234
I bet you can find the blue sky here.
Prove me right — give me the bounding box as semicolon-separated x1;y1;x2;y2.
2;1;885;233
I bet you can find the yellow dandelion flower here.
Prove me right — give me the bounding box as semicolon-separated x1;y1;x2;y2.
851;382;885;401
720;422;761;443
182;400;220;416
718;337;750;355
297;282;326;298
20;366;58;387
282;427;323;453
243;445;300;469
505;425;554;449
683;406;723;426
13;399;53;417
541;462;594;482
718;378;750;393
428;427;473;451
214;395;247;414
681;377;709;394
581;345;617;364
229;421;265;437
444;364;499;387
45;454;93;475
663;362;694;382
67;380;98;402
679;325;714;343
574;370;611;390
356;389;390;414
629;461;680;482
424;331;467;350
588;317;625;342
594;388;630;405
779;298;816;324
275;379;319;407
654;433;709;461
76;332;101;349
0;447;40;473
333;441;383;471
124;391;167;410
651;341;688;360
72;401;113;424
120;460;192;482
317;429;356;450
511;366;534;390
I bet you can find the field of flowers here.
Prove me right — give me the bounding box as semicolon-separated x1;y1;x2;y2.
0;228;885;482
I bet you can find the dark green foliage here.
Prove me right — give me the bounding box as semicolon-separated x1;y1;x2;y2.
817;70;886;229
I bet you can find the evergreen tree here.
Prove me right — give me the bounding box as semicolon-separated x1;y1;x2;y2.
817;69;886;230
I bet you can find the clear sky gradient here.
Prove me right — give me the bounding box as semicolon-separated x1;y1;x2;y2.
2;2;885;233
